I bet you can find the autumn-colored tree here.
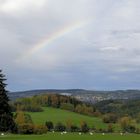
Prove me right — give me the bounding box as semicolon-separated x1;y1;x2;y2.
119;116;136;132
103;113;118;123
75;104;83;113
51;95;59;107
120;117;131;129
60;96;68;103
15;111;26;125
15;111;33;125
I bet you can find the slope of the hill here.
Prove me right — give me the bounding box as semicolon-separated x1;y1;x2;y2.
27;107;108;129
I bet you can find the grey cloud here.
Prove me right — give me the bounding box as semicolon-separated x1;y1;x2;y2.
0;0;140;91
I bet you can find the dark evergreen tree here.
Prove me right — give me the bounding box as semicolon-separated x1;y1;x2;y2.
0;70;17;132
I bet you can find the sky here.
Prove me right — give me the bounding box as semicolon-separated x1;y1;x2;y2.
0;0;140;91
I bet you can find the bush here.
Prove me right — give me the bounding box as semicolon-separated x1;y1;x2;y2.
103;113;118;123
107;124;114;132
54;122;66;132
45;121;54;131
70;125;80;132
93;111;101;117
135;128;140;134
123;125;136;133
14;98;43;112
80;121;89;133
18;123;34;134
21;104;43;112
95;128;107;133
18;124;48;134
60;103;74;111
119;116;136;133
33;125;48;134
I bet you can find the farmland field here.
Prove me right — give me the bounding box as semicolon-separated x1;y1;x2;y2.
0;133;140;140
27;107;108;128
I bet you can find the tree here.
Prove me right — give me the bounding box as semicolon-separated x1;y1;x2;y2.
51;95;59;108
0;70;17;132
120;116;131;130
75;104;83;114
14;111;33;125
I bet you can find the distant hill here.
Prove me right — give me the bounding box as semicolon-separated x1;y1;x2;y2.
8;89;140;103
8;89;84;100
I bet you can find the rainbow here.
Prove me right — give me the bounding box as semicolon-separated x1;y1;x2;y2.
21;20;89;60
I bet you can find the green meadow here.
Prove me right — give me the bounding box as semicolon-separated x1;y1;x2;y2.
27;107;108;129
0;105;140;140
0;133;140;140
7;107;139;140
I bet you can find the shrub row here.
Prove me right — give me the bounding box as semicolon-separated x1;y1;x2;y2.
17;123;48;134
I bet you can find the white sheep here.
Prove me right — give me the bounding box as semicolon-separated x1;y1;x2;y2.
90;132;93;135
120;132;123;135
1;133;4;136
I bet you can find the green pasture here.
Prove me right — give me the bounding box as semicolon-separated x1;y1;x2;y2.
27;107;108;129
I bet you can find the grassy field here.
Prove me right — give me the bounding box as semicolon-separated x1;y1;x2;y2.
27;107;108;129
0;133;140;140
2;107;139;139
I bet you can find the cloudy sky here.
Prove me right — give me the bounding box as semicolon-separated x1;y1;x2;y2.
0;0;140;91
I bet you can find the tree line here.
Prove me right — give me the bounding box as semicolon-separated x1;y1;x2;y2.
10;94;101;117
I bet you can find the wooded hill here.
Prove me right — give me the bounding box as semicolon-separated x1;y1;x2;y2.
9;89;140;103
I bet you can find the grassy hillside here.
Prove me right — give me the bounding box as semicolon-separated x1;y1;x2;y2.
1;133;140;140
27;107;107;129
